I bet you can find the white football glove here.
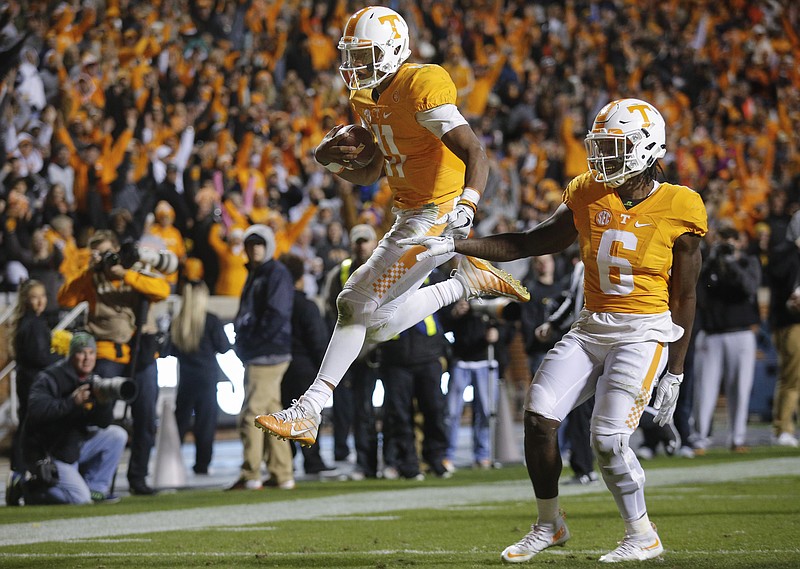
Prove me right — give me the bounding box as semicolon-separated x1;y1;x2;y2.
436;188;480;239
652;371;683;427
397;235;455;261
436;201;475;239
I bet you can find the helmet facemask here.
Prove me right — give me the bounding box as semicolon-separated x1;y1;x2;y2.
339;39;386;91
585;129;659;187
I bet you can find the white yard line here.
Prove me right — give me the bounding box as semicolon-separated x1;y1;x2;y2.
4;548;800;559
1;457;798;547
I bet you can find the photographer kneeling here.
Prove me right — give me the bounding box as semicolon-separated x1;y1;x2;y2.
21;332;128;505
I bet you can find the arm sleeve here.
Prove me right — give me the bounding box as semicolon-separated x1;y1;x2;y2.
416;104;468;139
123;270;171;301
26;372;77;426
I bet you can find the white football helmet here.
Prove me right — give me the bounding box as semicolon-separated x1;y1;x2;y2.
338;6;411;91
584;98;667;187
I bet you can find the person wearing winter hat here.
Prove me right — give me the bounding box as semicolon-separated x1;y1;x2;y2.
18;330;128;505
228;225;296;490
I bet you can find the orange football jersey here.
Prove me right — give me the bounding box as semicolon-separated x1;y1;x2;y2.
564;172;708;314
349;63;465;209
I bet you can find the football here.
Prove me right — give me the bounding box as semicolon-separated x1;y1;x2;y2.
336;124;377;168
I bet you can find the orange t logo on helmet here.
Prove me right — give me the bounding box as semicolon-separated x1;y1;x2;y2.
626;104;654;128
378;14;402;38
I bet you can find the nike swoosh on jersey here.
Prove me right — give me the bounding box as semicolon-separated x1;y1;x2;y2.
634;221;652;227
290;425;313;436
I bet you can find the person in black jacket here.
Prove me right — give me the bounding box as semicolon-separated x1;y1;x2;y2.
229;225;295;490
693;227;762;452
170;258;233;475
20;332;128;505
278;253;335;476
440;297;500;471
520;254;570;373
322;224;380;473
379;268;451;480
6;280;60;502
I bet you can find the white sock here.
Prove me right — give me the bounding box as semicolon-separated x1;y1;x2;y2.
302;381;333;415
624;513;653;537
536;497;560;525
301;322;367;415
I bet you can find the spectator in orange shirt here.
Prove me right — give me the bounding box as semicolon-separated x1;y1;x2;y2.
146;201;187;290
46;214;89;283
208;224;249;297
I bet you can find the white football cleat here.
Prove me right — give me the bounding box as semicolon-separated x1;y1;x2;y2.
599;526;663;563
501;511;570;563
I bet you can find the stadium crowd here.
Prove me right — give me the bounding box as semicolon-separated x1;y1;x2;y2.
1;0;800;486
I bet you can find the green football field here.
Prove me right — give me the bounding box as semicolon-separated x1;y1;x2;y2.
1;447;799;569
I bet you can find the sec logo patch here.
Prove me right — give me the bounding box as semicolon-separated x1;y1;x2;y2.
595;209;612;226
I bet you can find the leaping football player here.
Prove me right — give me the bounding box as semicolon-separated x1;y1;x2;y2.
255;6;529;448
407;98;707;563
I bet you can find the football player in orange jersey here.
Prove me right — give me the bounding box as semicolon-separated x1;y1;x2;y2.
409;98;708;563
255;6;529;448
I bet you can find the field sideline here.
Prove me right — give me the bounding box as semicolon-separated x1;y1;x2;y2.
0;453;798;568
1;456;799;546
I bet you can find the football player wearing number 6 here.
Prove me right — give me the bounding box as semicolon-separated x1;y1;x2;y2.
408;99;707;563
255;6;529;446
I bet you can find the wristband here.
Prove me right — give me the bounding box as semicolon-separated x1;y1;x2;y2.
324;162;345;174
665;372;684;384
459;187;481;209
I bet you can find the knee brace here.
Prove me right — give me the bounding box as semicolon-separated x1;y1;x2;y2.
592;432;645;493
592;432;647;521
336;287;378;327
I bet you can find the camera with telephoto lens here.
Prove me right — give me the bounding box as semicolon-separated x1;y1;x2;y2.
90;375;138;403
134;245;179;274
97;240;179;274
